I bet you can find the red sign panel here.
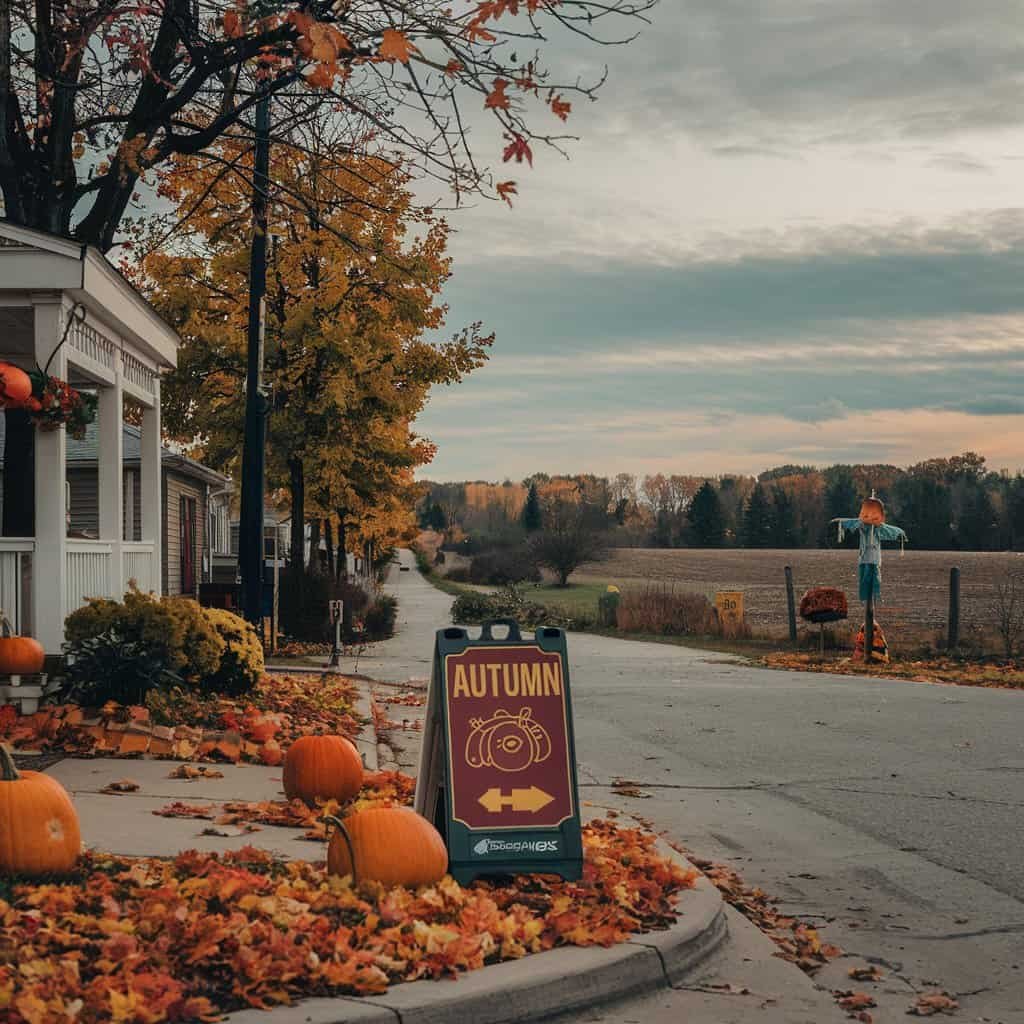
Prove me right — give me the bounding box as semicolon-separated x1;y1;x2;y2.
443;644;575;831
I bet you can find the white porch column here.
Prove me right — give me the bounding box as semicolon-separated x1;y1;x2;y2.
97;366;124;597
31;300;67;653
140;377;162;595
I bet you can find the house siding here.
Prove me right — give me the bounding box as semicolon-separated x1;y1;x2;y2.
66;467;144;540
67;468;98;536
162;469;207;597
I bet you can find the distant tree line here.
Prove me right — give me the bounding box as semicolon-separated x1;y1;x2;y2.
419;452;1024;552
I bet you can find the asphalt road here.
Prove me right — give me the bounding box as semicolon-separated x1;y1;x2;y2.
366;552;1024;1022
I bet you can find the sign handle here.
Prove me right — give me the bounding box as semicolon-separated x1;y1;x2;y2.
479;618;522;642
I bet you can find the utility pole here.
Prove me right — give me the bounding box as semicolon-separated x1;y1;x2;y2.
239;92;271;627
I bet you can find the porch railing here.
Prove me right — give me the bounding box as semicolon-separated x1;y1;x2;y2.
123;542;157;595
66;538;114;614
0;539;33;635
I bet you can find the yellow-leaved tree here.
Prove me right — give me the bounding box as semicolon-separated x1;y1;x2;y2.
145;127;491;580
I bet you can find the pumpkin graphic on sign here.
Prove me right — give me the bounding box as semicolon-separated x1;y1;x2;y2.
465;708;552;772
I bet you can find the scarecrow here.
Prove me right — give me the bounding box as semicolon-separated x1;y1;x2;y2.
832;492;907;662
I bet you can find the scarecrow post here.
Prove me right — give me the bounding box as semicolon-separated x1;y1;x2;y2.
831;492;906;665
865;592;875;663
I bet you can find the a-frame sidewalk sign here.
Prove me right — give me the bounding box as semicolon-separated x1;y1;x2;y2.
414;618;584;885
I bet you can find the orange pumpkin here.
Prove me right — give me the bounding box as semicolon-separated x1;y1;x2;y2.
859;495;885;525
326;807;447;887
0;616;45;675
0;744;81;875
0;363;32;407
283;734;362;805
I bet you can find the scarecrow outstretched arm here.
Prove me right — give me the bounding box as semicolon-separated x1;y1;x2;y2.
834;518;863;532
874;524;907;543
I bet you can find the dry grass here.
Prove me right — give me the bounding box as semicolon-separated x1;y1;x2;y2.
575;548;1024;652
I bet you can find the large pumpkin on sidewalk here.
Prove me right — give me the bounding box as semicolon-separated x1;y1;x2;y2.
327;807;447;888
0;744;81;875
283;734;363;806
0;616;45;675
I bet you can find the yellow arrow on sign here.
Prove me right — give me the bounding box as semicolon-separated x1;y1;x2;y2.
478;786;555;814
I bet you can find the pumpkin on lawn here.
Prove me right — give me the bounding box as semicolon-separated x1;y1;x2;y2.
283;734;363;806
0;363;32;407
0;615;45;675
326;806;447;888
0;744;81;875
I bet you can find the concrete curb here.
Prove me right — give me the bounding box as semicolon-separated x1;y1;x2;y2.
224;848;726;1024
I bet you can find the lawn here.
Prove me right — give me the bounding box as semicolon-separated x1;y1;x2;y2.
515;580;610;618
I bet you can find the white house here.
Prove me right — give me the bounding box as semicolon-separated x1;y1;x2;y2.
0;221;180;655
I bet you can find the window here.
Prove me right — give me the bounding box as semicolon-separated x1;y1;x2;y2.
180;495;197;594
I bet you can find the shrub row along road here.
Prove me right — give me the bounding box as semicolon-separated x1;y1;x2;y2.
369;551;1024;1022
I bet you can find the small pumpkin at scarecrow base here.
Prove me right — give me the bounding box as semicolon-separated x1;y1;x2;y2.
0;744;81;876
326;807;448;888
0;615;45;675
283;734;363;806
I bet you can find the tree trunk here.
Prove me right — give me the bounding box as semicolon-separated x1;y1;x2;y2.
1;410;34;536
335;509;347;582
324;517;335;579
308;517;321;571
288;456;304;572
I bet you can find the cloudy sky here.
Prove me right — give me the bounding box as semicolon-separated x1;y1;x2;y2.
416;0;1024;482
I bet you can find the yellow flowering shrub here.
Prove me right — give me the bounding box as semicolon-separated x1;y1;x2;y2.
202;607;265;695
65;587;223;681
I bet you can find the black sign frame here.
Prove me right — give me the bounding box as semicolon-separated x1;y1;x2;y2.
414;619;584;885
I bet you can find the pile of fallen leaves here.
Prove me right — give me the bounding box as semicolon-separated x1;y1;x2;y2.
761;652;1024;689
154;770;418;841
689;856;841;973
0;821;695;1022
272;640;333;658
0;674;361;765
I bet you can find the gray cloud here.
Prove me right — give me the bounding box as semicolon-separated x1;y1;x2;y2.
571;0;1024;148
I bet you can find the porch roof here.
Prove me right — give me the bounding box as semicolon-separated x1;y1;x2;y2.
0;221;179;369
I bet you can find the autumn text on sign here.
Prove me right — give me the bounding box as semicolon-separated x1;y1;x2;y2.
450;661;563;700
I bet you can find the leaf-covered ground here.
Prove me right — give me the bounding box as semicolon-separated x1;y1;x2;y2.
154;770;417;841
0;822;695;1023
0;674;362;764
760;652;1024;689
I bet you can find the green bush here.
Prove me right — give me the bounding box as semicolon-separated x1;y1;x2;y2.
468;546;540;585
62;589;265;705
363;594;398;640
279;567;370;642
450;585;574;630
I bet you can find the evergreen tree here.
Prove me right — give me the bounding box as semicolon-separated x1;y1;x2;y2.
742;483;775;548
1007;475;1024;551
893;474;952;549
956;482;999;550
823;467;860;546
687;481;726;547
521;483;543;533
426;502;447;532
771;485;800;547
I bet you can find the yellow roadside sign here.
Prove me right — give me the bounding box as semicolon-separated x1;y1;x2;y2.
715;591;744;625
